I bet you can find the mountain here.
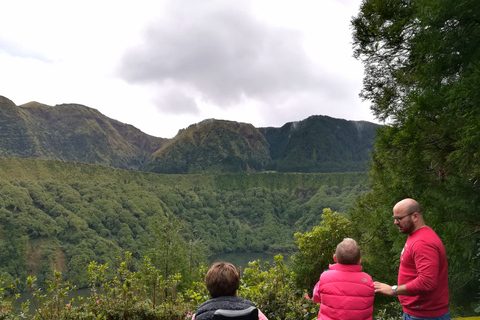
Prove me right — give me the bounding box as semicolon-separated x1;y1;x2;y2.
259;116;380;172
143;116;380;174
143;119;271;173
0;95;381;173
0;96;166;170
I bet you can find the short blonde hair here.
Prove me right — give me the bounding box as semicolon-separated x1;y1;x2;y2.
336;238;361;265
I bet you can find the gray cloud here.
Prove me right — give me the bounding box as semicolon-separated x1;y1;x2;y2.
153;86;199;115
117;0;342;114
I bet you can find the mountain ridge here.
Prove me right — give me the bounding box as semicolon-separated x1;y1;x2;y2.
0;95;381;173
0;96;166;170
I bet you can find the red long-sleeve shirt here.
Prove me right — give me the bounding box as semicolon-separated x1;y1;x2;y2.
398;226;449;317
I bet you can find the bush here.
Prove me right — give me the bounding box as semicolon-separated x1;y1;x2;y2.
239;255;318;320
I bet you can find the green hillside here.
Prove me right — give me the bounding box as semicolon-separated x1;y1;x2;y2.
0;96;166;170
259;116;380;172
1;95;380;173
0;158;368;288
143;119;271;173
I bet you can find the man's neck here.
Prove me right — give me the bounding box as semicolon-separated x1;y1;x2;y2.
410;224;427;235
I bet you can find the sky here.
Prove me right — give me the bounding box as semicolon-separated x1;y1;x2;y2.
0;0;378;139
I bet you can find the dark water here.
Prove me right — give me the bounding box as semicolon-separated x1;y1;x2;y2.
16;287;90;314
209;252;282;269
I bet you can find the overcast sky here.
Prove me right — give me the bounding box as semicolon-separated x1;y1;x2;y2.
0;0;378;138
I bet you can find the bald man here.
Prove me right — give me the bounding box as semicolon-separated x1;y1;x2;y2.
374;198;450;320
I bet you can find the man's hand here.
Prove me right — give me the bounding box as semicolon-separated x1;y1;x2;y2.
374;281;396;296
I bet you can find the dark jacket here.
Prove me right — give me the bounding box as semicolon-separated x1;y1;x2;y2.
195;296;256;320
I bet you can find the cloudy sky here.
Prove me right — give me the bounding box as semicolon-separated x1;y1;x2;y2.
0;0;377;138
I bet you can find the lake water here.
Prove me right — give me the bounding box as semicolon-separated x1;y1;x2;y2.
209;252;288;269
16;287;90;314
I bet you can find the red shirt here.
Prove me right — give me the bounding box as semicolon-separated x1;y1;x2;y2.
398;226;449;317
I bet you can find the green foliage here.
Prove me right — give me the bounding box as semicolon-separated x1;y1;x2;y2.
239;255;318;320
0;276;28;320
290;209;356;294
0;253;317;320
0;158;369;289
17;254;199;320
2;97;378;174
351;0;480;315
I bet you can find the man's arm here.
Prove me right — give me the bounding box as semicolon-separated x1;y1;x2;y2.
374;282;408;296
406;241;440;294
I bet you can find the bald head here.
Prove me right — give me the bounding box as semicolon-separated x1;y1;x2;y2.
393;198;422;215
393;198;425;234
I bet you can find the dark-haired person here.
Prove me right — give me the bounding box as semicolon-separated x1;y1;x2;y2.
374;198;450;320
313;238;375;319
193;262;268;320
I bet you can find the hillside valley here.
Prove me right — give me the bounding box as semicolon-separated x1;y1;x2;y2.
0;94;374;289
0;158;369;288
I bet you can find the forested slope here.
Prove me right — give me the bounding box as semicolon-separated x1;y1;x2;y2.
259;116;379;172
0;96;166;170
143;119;271;173
0;158;368;288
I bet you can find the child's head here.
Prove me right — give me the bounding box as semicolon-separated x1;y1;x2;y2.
205;262;240;298
335;238;361;265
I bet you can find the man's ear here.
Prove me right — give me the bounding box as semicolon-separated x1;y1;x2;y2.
333;254;337;263
358;259;362;265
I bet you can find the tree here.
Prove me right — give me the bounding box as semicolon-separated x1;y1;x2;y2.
351;0;480;314
146;212;207;290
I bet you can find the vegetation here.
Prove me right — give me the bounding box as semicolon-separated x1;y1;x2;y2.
0;253;319;320
145;116;380;174
0;210;392;320
290;209;357;294
259;116;380;173
143;119;271;174
0;158;368;291
0;97;166;170
1;0;479;317
0;157;474;318
0;96;379;173
351;0;480;316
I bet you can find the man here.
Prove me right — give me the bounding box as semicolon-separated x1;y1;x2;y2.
374;198;450;320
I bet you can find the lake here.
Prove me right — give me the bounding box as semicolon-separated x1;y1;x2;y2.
209;252;289;270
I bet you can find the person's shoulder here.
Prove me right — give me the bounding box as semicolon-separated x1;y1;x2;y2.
319;267;334;279
411;226;442;242
361;271;374;282
231;296;257;307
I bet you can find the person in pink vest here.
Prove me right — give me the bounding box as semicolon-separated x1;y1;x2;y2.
313;238;375;320
374;198;450;320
